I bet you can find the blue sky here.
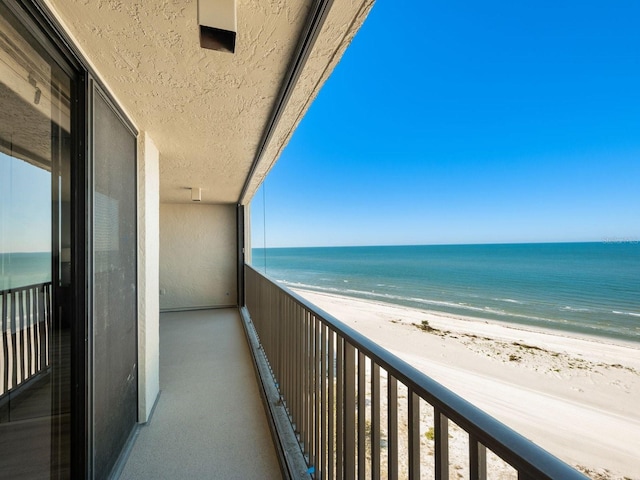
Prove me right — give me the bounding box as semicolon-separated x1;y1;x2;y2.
0;152;51;253
253;0;640;248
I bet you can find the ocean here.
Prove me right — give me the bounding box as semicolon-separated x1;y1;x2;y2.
251;242;640;343
0;252;51;291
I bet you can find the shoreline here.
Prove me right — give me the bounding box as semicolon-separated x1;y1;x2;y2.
286;284;639;348
291;287;640;480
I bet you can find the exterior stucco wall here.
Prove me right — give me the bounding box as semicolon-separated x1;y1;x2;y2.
160;204;237;311
137;132;160;422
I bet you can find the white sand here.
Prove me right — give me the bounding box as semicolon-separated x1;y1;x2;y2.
292;288;640;480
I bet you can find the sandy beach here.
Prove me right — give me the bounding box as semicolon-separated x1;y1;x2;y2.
292;288;640;480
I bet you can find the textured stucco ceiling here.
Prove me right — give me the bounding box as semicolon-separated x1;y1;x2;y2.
44;0;374;204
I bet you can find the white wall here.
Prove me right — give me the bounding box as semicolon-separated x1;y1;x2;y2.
137;132;160;423
160;203;237;311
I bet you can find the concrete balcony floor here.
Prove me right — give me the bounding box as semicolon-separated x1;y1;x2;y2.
120;309;281;479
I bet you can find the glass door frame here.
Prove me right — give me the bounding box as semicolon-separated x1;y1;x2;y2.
4;1;139;477
3;0;88;476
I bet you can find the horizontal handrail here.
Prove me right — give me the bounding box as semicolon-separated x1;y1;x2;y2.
1;281;52;399
245;264;588;479
0;282;52;294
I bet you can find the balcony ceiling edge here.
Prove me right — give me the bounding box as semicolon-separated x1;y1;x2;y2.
239;0;376;206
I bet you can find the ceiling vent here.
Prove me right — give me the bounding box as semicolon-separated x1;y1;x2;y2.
198;0;237;53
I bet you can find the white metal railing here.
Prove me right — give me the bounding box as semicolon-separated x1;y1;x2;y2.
1;282;52;398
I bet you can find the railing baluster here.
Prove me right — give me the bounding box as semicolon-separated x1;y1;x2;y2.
294;304;304;443
2;289;8;394
281;295;287;407
302;309;309;455
291;298;297;418
357;351;366;480
315;316;322;477
306;310;313;459
0;283;53;397
272;293;277;376
469;433;487;480
281;295;288;415
320;322;328;479
11;291;18;389
45;283;51;366
38;285;43;370
25;288;32;377
371;363;381;480
408;389;420;478
287;298;294;424
336;335;344;480
295;302;302;437
435;407;449;480
308;311;315;467
388;375;398;480
328;329;335;480
344;342;356;480
18;289;26;384
305;307;310;454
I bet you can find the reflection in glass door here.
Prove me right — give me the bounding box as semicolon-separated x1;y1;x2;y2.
0;4;74;478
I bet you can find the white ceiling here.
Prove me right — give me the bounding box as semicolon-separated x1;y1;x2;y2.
44;0;374;204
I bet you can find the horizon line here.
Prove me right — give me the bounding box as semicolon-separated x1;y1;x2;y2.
252;239;640;250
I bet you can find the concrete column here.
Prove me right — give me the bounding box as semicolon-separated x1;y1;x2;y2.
137;131;160;422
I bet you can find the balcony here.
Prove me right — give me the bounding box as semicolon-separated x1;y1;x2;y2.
119;309;281;479
1;272;593;479
242;266;590;479
0;277;592;479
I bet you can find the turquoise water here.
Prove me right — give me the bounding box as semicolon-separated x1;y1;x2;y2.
0;252;51;290
252;243;640;342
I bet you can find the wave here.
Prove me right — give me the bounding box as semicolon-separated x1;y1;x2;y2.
281;281;560;324
561;306;592;312
493;298;523;304
280;280;640;340
612;310;640;318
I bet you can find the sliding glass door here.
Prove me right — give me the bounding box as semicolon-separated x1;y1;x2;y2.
91;86;138;480
1;3;139;478
0;3;74;477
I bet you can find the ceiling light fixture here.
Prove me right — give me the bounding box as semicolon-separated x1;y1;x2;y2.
198;0;237;53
